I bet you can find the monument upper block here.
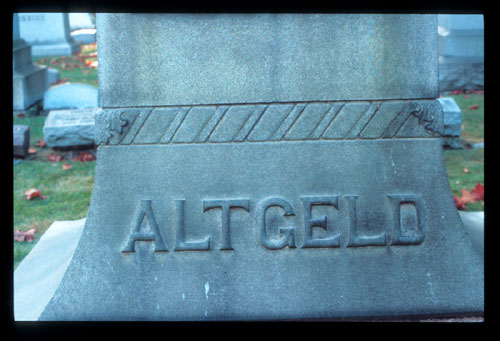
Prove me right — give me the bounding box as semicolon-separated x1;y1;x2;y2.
98;14;439;108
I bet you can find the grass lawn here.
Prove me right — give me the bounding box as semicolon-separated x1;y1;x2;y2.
13;43;98;269
442;93;484;211
32;42;98;88
12;48;484;268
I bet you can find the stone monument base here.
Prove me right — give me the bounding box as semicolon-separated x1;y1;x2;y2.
13;64;47;111
30;41;81;57
13;208;483;321
33;136;483;321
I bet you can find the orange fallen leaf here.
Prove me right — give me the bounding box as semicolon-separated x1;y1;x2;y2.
468;104;479;110
460;189;477;205
62;163;72;171
16;112;25;118
28;148;37;154
72;152;96;162
24;188;47;200
36;139;46;148
454;195;467;210
471;183;484;201
24;228;36;242
14;229;36;242
47;154;64;162
14;230;26;242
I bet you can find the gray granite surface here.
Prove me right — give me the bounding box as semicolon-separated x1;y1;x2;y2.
43;108;98;148
98;14;439;108
31;14;482;321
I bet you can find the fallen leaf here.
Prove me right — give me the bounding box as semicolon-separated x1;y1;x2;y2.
24;188;47;200
16;112;25;118
460;189;477;205
47;153;64;162
36;139;46;147
72;152;96;162
14;230;25;242
464;94;470;99
454;195;467;210
62;63;74;70
62;163;72;171
28;148;37;155
463;168;470;173
468;104;479;110
14;229;36;242
471;183;484;201
73;62;81;68
24;229;36;242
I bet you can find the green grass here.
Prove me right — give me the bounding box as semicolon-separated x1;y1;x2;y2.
13;160;95;269
13;43;98;269
443;93;484;211
449;94;484;143
32;43;98;88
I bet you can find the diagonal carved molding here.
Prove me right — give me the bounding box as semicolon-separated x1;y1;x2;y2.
95;99;443;145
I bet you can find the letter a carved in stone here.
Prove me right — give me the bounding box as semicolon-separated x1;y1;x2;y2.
122;199;168;252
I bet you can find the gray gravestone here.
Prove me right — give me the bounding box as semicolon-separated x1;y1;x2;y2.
43;108;98;148
43;83;98;110
438;97;462;149
69;13;95;30
438;14;484;92
69;13;96;45
35;14;482;321
13;125;30;158
17;13;81;57
46;68;60;88
13;13;48;110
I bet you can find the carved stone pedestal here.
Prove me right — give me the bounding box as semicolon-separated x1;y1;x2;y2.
35;14;483;321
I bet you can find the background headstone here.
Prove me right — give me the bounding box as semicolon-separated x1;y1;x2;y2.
69;13;96;44
46;68;60;88
438;14;484;92
34;14;482;321
17;13;81;57
438;97;463;149
43;83;98;110
69;13;95;30
13;125;30;158
13;13;48;110
43;108;98;148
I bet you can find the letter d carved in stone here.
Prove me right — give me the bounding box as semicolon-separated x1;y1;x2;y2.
388;194;425;246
